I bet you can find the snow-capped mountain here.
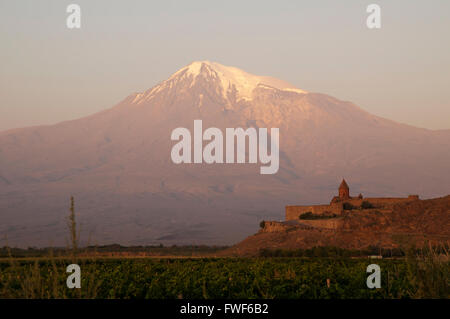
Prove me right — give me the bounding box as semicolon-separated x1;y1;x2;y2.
1;61;449;247
133;61;307;105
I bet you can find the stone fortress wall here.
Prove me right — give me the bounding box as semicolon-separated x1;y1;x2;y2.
285;180;419;221
286;203;343;220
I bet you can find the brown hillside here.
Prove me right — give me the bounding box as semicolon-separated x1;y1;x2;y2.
222;196;450;257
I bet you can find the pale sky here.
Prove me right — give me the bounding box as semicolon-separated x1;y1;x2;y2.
1;0;449;131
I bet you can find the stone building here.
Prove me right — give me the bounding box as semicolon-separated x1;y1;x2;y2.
285;179;419;221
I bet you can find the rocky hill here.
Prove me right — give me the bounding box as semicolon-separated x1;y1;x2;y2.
222;196;450;256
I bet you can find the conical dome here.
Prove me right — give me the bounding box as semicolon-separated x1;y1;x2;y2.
339;179;349;190
339;179;350;199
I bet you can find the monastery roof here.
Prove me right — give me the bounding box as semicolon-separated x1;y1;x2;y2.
339;179;349;190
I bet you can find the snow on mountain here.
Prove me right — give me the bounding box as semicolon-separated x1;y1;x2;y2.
132;61;307;105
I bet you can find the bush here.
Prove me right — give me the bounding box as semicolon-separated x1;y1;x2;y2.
343;202;354;210
299;212;313;219
259;221;265;228
405;244;450;298
299;212;337;220
361;201;374;209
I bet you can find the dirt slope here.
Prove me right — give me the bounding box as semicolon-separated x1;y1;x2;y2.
223;196;450;256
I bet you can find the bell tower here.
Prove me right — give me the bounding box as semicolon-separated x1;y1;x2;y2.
339;179;350;199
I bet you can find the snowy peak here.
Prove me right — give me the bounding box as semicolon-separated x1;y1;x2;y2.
133;61;307;104
173;61;307;100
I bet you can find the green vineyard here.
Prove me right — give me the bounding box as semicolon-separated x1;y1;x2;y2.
1;256;448;299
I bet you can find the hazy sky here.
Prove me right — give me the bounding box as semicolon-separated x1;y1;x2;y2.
1;0;449;131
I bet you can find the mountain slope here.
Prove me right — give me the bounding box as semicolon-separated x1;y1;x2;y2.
1;61;449;247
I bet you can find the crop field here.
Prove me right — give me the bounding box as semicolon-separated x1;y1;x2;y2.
1;256;448;299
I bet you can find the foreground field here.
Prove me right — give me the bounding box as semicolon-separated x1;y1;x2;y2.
1;256;448;299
